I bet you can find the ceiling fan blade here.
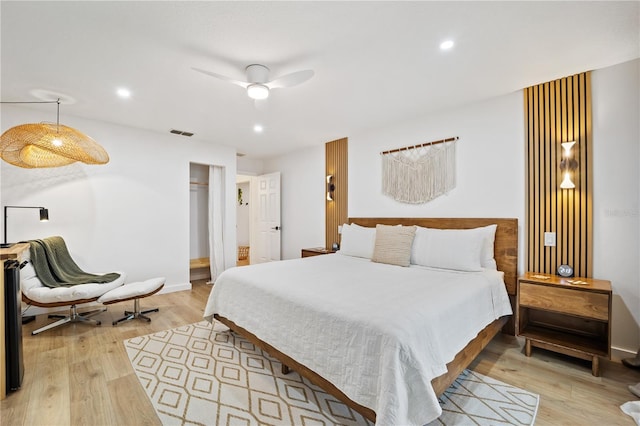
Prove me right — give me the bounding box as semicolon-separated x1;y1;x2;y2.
266;70;314;89
192;67;249;88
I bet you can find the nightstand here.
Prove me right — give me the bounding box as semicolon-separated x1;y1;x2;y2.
301;247;335;258
517;272;611;376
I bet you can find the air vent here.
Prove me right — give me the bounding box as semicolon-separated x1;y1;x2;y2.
236;152;246;157
169;129;194;137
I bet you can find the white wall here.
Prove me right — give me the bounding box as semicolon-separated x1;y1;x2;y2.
1;106;237;292
592;58;640;356
237;156;264;176
263;145;325;260
349;92;527;271
261;92;526;265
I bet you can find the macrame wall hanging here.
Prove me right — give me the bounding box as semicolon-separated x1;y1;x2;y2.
380;136;458;204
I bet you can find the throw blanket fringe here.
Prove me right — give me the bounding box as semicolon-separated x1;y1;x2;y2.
29;236;120;288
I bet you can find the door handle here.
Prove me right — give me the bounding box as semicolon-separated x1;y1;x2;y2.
271;226;280;231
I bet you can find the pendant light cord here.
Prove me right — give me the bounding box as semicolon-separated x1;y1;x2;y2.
1;99;62;131
0;100;59;104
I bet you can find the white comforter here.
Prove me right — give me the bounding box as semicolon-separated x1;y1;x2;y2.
203;254;512;425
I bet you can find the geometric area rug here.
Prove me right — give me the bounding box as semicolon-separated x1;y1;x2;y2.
124;321;539;426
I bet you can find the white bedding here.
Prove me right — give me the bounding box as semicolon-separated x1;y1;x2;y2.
203;253;512;425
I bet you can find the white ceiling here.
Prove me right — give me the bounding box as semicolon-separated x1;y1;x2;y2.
2;1;638;160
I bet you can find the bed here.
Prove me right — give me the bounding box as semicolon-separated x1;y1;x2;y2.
204;217;518;425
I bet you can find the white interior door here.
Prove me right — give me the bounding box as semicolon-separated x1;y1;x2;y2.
250;172;281;263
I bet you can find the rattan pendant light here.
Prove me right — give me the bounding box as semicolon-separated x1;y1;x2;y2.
0;99;109;168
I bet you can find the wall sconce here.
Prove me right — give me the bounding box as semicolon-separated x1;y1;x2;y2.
559;141;578;189
326;175;335;201
2;206;49;248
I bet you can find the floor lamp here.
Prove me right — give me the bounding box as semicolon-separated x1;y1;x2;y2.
1;205;49;248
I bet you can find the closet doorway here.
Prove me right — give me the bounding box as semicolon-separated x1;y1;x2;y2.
236;175;252;266
189;163;210;282
189;162;227;283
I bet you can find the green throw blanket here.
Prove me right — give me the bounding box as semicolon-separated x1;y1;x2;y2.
29;236;120;288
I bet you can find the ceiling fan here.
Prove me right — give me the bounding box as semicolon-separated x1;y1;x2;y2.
192;64;314;100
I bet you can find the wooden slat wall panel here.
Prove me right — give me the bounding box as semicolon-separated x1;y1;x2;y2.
524;72;593;277
325;138;348;249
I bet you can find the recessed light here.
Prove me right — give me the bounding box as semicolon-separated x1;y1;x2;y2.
440;40;454;50
254;124;263;133
116;88;131;98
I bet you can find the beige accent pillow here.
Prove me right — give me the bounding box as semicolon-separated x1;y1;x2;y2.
371;224;417;267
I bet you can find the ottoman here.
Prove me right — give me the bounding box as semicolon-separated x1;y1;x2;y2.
98;277;165;325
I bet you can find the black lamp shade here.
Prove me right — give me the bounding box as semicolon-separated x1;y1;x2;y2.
39;208;49;221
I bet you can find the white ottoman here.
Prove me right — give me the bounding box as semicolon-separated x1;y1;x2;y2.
98;277;165;325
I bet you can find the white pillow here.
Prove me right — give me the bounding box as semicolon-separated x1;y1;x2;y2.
477;224;498;270
410;227;484;272
338;223;376;259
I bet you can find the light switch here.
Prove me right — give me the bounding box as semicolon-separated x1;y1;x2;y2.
544;232;556;247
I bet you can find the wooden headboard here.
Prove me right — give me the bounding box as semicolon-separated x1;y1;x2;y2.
348;217;519;295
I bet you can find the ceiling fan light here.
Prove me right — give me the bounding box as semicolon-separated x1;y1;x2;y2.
247;84;269;100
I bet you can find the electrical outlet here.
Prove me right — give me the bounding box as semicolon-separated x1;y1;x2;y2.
544;232;556;247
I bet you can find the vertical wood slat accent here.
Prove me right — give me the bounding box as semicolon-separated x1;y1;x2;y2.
524;72;593;277
325;138;348;249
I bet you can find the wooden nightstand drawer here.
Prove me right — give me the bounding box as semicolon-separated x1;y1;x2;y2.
520;282;609;321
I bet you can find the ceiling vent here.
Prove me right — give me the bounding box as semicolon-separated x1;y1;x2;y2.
169;129;194;137
236;152;246;157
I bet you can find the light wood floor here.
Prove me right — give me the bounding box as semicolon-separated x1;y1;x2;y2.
2;281;639;425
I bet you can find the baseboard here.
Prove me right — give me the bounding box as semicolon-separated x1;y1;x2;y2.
612;345;638;363
22;281;193;317
160;281;192;293
190;270;211;281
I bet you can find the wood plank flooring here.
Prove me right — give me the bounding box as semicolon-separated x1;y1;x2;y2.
2;280;639;425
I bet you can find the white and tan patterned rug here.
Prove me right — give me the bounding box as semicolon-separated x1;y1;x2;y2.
124;321;539;426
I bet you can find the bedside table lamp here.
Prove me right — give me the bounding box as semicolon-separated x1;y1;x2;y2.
2;205;49;248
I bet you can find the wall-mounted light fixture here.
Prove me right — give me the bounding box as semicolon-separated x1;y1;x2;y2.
326;175;335;201
559;141;578;189
2;205;49;248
